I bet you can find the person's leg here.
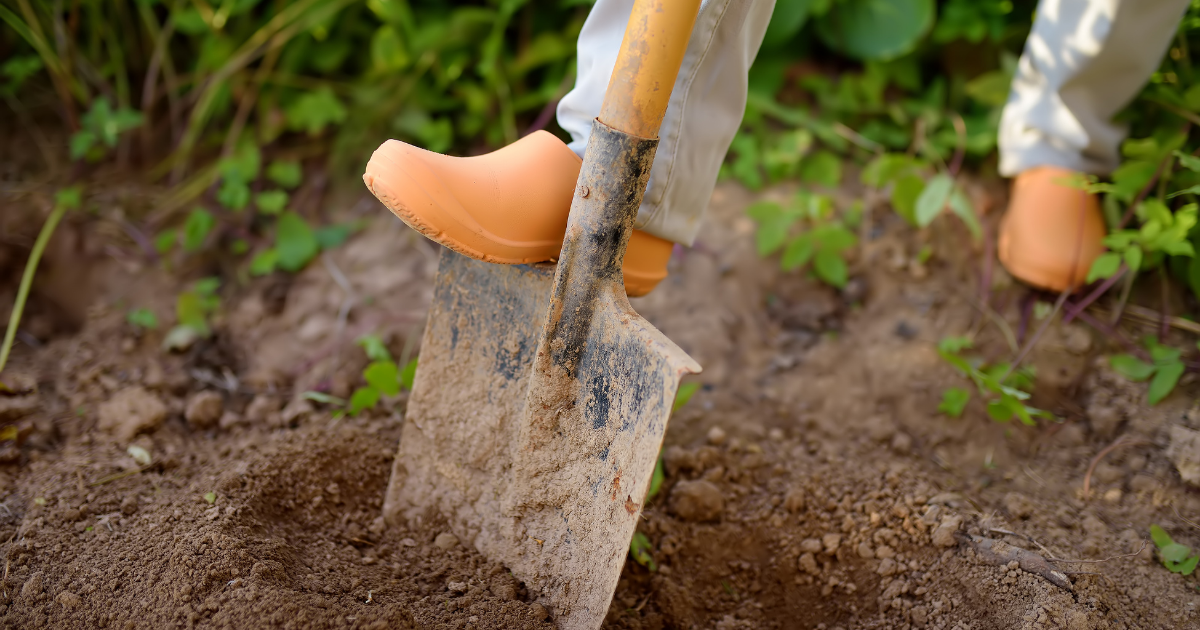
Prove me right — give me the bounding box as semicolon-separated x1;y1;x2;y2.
998;0;1189;290
558;0;777;247
365;0;774;296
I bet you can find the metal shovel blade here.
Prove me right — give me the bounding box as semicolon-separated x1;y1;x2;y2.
384;122;699;630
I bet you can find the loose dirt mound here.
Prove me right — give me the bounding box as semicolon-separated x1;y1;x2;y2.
2;182;1199;629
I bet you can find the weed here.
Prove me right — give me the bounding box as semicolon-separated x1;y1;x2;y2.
1150;524;1199;575
937;336;1052;425
0;187;81;388
203;492;217;505
163;277;222;351
1109;337;1187;405
338;334;418;416
628;531;657;572
746;195;858;289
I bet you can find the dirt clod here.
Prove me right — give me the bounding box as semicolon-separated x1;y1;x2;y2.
932;514;963;547
184;391;223;429
434;532;460;550
668;479;724;522
55;590;82;608
706;426;727;446
1167;424;1200;486
96;386;168;441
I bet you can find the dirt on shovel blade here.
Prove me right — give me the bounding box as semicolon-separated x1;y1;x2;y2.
2;182;1199;630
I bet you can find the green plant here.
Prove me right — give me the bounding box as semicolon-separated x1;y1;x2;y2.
69;98;144;161
0;186;81;389
1109;337;1187;405
163;277;222;350
629;531;657;572
126;308;159;330
746;195;858;288
937;336;1052;425
344;334;418;415
1150;524;1199;575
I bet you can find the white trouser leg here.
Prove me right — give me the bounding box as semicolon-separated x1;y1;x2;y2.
999;0;1190;177
557;0;776;246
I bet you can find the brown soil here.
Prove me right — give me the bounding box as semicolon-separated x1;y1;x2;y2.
2;179;1199;630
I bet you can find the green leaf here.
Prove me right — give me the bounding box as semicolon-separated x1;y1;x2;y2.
371;24;411;71
1149;342;1182;365
399;357;418;390
938;336;973;354
255;190;288;215
673;381;701;412
1147;361;1184;405
176;292;210;337
356;334;392;362
915;174;953;227
155;229;177;255
69;130;96;161
1085;253;1122;284
862;153;920;188
203;492;217;504
938;387;970;417
55;186;83;210
814;225;857;253
1174;554;1199;576
217;180;251;210
647;455;666;500
813;249;848;288
815;0;934;61
1175;150;1200;172
364;360;400;396
250;248;278;276
285;86;348;135
891;174;925;225
948;188;982;240
183;208;215;252
1123;245;1143;273
986;397;1016;423
316;224;353;250
303;391;347;406
799;150;842;187
266;160;303;189
629;531;657;571
761;0;815;47
1160;541;1193;564
126;308;158;330
781;234;816;271
349;387;380;415
1151;524;1174;549
964;68;1013;107
1110;354;1155;381
275;212;319;272
746;201;798;256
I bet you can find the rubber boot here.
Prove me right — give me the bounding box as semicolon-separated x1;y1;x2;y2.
362;131;671;297
998;166;1107;292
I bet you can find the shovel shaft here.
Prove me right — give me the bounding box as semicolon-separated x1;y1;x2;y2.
598;0;702;139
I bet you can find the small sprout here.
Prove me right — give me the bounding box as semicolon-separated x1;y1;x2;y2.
1109;337;1186;405
673;382;701;412
127;445;152;467
1151;524;1199;575
938;387;970;418
399;357;418;391
203;492;217;504
126;308;158;330
1;425;17;442
629;531;657;571
645;456;665;502
85;526;94;532
356;334;392;362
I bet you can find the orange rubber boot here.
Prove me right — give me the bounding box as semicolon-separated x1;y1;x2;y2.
362;131;671;296
998;166;1107;292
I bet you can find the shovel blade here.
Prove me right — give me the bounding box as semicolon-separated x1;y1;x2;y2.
384;249;698;630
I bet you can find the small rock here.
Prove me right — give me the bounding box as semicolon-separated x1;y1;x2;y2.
783;488;806;513
856;541;875;559
98;387;167;441
55;590;81;608
120;496;138;516
0;372;38;421
400;538;417;547
1086;401;1123;439
434;532;459;550
706;426;727;446
281;398;314;425
218;411;247;430
491;574;518;600
875;545;895;559
668;480;724;522
799;538;823;554
447;581;468;594
876;557;899;576
529;603;548;621
663;445;695;476
822;533;841;554
1167;425;1200;487
1003;492;1035;519
245;395;281;423
798;552;820;575
890;432;912;454
185;391;224;429
866;416;895;442
931;515;962;547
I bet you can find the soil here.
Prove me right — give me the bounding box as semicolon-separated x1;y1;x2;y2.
2;176;1199;630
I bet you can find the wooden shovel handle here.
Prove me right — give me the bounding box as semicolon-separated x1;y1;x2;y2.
598;0;702;139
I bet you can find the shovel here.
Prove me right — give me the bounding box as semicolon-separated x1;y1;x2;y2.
382;1;702;627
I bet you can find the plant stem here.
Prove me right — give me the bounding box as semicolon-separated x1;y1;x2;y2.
0;200;69;380
1063;265;1127;325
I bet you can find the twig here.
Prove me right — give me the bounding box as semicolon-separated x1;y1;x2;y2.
1045;540;1149;565
948;114;967;177
1082;435;1151;498
1111;304;1200;335
1174;504;1200;531
1004;287;1070;381
833;122;885;154
1062;267;1126;325
1109;269;1136;327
